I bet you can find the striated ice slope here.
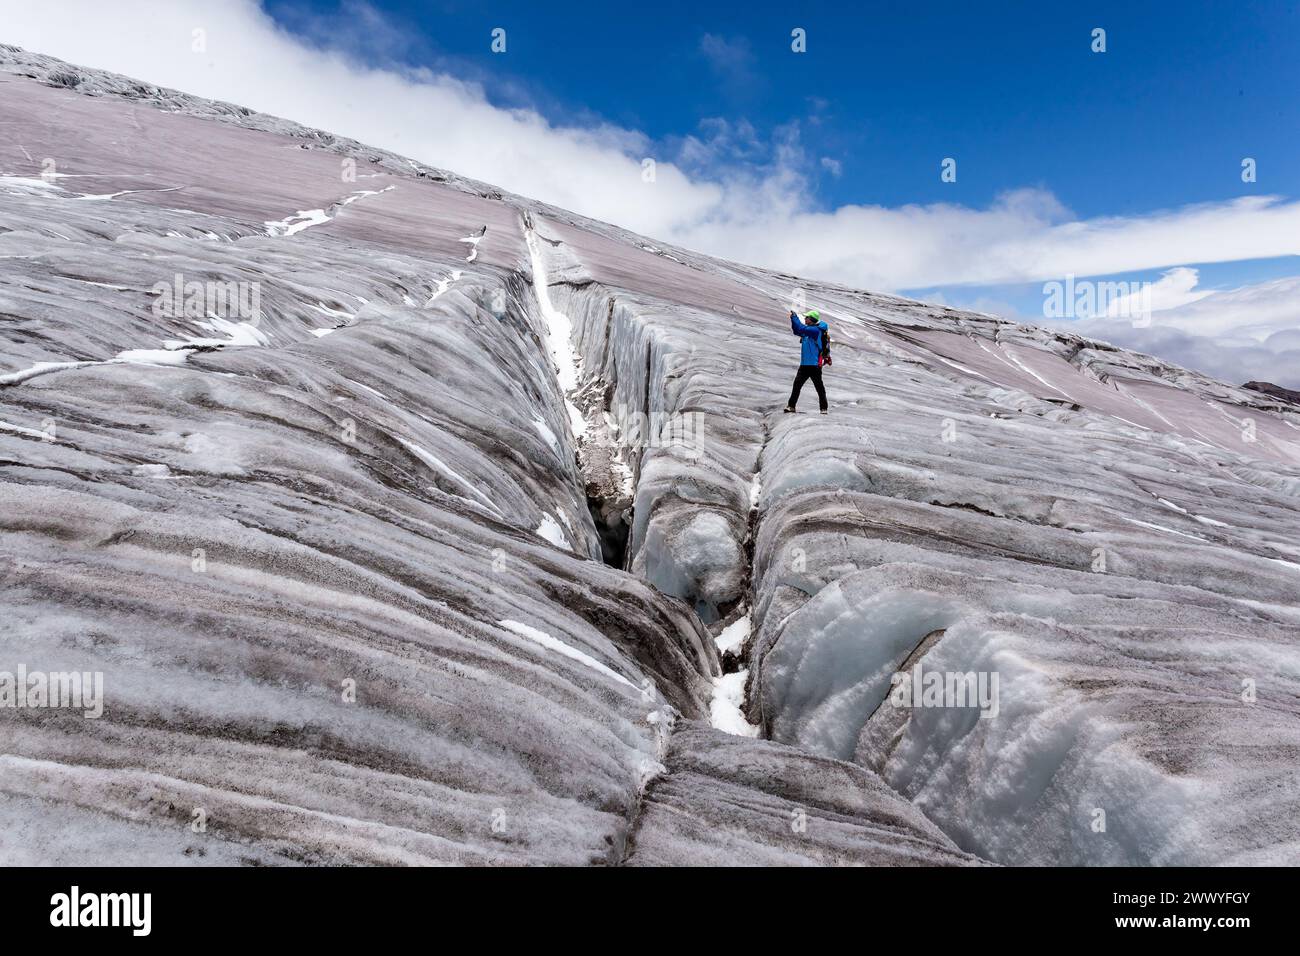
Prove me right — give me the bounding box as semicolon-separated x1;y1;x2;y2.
0;49;716;865
624;722;983;866
2;46;1299;866
513;204;1300;868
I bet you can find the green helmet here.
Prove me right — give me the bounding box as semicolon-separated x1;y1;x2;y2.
805;309;821;320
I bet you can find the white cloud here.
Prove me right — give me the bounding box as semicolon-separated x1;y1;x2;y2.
698;33;757;87
716;192;1299;291
1063;272;1300;386
1143;273;1300;343
1104;266;1210;318
1064;321;1300;389
2;0;1298;385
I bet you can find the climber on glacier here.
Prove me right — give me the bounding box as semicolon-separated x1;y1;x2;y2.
784;309;829;414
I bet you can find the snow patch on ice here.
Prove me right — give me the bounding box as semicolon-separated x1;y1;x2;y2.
524;225;580;393
315;302;353;319
932;353;994;381
997;344;1073;399
264;186;393;237
0;176;62;195
337;186;393;207
716;612;751;654
426;270;462;305
113;348;194;366
131;463;171;478
565;400;587;439
532;417;559;453
74;185;185;202
497;619;635;689
168;317;269;349
0;419;50;440
459;230;484;263
344;378;387;399
397;436;502;514
0;360;98;385
536;512;571;551
710;670;760;737
524;223;589;443
264;208;330;237
611;455;635;497
3;348;197;385
1122;516;1208;541
78;279;134;291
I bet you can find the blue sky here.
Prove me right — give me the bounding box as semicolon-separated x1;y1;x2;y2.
263;0;1299;215
5;0;1299;382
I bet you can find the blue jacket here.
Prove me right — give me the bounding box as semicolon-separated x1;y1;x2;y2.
791;313;828;366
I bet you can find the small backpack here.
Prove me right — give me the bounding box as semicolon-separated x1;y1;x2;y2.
819;328;832;367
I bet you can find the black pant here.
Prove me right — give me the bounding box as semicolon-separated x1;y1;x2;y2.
788;364;827;411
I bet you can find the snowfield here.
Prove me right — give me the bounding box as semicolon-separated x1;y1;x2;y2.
2;46;1299;866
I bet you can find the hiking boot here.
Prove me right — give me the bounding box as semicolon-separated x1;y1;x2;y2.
783;406;795;414
820;409;828;415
